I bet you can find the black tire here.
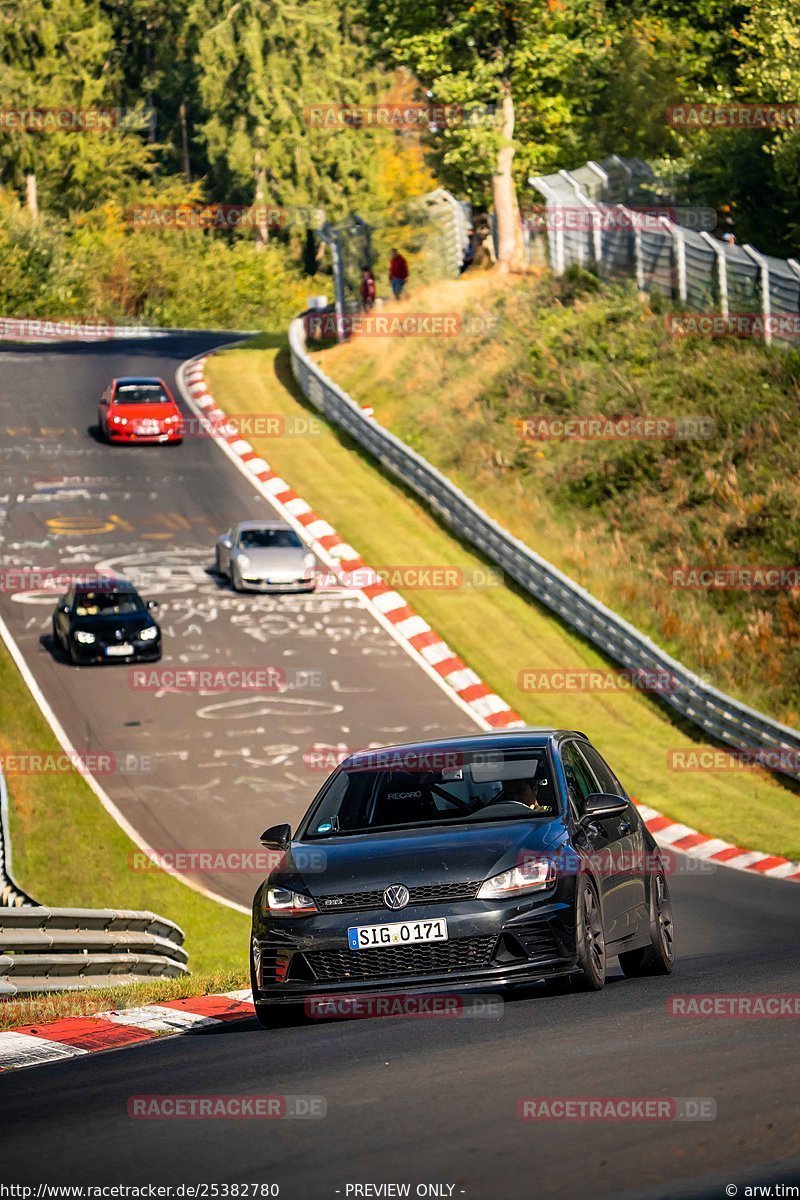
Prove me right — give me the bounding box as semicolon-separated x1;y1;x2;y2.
574;879;606;990
618;871;675;977
214;549;225;578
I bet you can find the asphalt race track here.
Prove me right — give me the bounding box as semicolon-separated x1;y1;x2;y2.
1;336;799;1198
0;334;466;907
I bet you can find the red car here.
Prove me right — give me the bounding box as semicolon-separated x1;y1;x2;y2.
98;376;183;444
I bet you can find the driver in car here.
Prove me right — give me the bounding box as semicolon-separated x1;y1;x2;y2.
503;774;553;814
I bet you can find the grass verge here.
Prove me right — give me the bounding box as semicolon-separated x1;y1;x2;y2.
315;271;800;727
0;970;249;1032
1;643;250;978
206;332;800;862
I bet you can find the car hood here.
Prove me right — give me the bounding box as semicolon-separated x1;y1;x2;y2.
109;403;177;421
276;819;567;895
234;547;308;572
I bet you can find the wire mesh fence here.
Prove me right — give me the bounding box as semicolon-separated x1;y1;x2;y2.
529;156;800;347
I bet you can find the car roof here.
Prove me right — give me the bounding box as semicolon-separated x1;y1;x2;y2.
234;519;294;531
344;729;589;766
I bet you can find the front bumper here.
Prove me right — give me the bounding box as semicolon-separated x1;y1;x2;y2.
238;577;316;593
252;893;579;1004
69;638;162;664
106;427;182;444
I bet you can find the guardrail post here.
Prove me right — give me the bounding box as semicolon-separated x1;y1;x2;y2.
586;160;609;201
743;244;772;345
701;233;729;317
670;222;688;304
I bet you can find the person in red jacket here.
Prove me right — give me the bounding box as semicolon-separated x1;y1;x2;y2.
389;248;409;299
360;266;376;310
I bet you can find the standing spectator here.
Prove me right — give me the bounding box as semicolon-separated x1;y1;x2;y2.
389;248;409;299
360;266;376;310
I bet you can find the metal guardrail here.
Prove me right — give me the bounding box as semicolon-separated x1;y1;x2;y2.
0;907;188;995
289;316;800;784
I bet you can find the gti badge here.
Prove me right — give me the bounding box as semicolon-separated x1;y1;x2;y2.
383;884;409;910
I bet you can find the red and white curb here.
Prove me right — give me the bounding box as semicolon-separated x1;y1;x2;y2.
0;989;255;1072
635;804;800;881
179;355;800;886
179;357;523;731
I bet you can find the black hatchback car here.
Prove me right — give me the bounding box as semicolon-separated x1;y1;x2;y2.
250;730;675;1026
51;582;161;665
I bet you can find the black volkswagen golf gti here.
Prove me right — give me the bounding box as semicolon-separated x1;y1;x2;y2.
51;582;161;665
250;730;675;1025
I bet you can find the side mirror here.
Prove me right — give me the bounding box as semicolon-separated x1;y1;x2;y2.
59;604;70;614
220;536;232;549
147;599;158;610
580;793;629;822
99;396;109;405
260;823;291;849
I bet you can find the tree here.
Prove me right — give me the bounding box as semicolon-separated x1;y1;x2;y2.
0;0;154;215
195;0;384;239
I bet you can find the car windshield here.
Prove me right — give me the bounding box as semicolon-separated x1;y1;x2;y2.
74;591;144;617
237;528;302;550
114;384;169;405
304;749;558;836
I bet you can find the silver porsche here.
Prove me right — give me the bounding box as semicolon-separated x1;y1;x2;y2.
215;520;317;593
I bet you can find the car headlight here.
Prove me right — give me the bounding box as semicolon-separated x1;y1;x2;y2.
477;856;556;899
237;554;250;569
73;630;96;644
111;416;127;425
139;625;158;641
264;887;318;916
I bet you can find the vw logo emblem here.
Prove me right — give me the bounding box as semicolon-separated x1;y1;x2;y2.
383;884;409;910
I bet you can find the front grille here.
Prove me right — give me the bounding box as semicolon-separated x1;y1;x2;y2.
304;936;496;982
315;880;481;913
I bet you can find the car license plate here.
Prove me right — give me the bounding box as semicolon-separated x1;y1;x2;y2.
347;918;448;951
105;644;133;656
136;421;159;434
